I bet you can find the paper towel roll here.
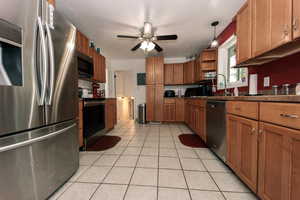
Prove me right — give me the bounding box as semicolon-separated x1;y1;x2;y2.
249;74;258;95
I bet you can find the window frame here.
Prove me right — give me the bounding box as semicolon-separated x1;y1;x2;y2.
217;35;248;90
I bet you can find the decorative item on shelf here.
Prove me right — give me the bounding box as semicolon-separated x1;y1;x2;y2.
282;84;290;95
96;47;101;53
210;21;219;48
89;41;95;49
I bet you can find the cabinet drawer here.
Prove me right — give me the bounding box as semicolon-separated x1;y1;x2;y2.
227;101;259;120
164;98;176;104
191;99;206;107
260;103;300;130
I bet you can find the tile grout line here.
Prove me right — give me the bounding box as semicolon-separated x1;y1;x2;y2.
121;124;149;200
87;123;135;200
171;123;193;200
193;147;228;200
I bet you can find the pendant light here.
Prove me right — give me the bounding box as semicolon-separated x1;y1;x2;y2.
210;21;219;48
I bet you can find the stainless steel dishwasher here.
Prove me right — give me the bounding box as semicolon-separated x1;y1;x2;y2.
206;100;227;162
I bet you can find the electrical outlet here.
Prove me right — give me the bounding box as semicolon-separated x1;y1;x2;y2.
264;77;270;87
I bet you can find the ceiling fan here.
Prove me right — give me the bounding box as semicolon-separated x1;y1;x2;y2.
117;22;178;52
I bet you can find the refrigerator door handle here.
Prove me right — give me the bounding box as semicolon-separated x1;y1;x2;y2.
45;23;55;105
0;123;76;153
37;17;48;105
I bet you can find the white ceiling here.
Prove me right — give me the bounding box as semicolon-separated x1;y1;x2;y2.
57;0;245;59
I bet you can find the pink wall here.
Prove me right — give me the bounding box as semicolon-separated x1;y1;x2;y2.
216;20;300;93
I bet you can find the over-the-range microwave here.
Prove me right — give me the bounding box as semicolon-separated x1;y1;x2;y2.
77;51;93;79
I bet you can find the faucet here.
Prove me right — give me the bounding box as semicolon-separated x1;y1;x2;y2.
213;74;231;96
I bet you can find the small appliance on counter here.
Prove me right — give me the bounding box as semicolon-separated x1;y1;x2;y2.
164;90;176;97
184;85;213;97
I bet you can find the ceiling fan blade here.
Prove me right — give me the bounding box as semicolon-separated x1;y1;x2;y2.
153;42;163;52
117;35;139;39
131;42;142;51
156;35;178;40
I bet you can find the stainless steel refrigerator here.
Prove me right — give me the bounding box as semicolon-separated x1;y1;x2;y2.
0;0;79;199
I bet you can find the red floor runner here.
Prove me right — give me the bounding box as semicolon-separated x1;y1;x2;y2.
178;134;207;148
86;136;121;151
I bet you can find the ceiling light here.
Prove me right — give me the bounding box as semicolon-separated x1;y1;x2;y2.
140;40;155;52
210;21;219;48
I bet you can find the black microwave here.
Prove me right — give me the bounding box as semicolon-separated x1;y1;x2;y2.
77;51;93;78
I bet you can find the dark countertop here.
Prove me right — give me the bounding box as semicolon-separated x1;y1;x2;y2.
183;95;300;103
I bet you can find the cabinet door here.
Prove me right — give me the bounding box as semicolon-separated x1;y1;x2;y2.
238;117;258;193
199;107;206;142
189;61;195;83
194;106;202;137
293;0;300;39
173;64;184;84
287;126;300;200
164;64;174;85
155;56;164;85
146;57;155;85
252;0;271;56
270;0;292;49
146;85;155;121
154;85;164;121
237;1;252;64
176;98;184;122
226;114;240;171
183;62;189;84
164;104;176;122
258;122;288;200
184;101;190;124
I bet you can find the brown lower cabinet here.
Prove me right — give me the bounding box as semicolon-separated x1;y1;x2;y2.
146;85;164;122
226;101;300;200
226;114;258;192
258;122;300;200
184;99;206;142
105;99;117;130
163;98;184;122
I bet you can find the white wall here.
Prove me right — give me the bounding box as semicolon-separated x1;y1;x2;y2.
106;58;146;120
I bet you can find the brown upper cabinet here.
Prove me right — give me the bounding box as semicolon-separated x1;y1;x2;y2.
146;56;164;85
164;64;174;85
270;0;292;49
249;0;297;58
237;1;252;64
293;0;300;39
252;0;271;57
184;61;195;84
164;63;184;85
90;49;106;83
194;57;203;82
200;49;217;71
76;31;92;57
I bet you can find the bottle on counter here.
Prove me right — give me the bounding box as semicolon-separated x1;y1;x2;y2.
296;83;300;95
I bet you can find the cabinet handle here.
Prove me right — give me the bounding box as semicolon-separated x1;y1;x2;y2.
259;129;263;135
283;25;290;37
251;128;256;134
280;114;299;119
293;19;299;31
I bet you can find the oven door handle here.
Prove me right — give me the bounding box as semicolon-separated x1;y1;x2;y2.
84;102;105;107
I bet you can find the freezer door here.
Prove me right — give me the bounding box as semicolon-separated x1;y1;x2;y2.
45;8;77;125
0;120;79;200
0;0;46;137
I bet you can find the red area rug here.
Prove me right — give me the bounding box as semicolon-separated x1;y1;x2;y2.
86;136;121;151
178;134;207;148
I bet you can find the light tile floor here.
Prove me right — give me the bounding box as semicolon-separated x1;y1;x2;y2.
49;120;259;200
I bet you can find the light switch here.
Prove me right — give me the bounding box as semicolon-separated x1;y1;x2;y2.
264;77;270;87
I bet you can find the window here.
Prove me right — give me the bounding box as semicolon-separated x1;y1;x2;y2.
217;35;248;89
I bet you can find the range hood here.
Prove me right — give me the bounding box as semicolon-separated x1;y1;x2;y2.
235;38;300;68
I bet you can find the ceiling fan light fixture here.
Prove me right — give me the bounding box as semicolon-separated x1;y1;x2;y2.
140;41;155;52
210;21;219;48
